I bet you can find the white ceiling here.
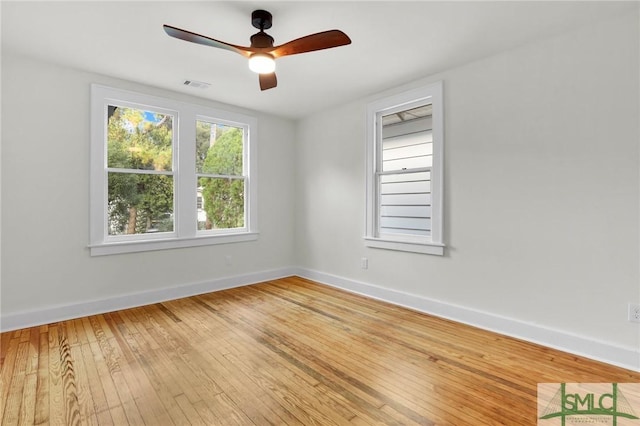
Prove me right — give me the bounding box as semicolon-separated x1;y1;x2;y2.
2;1;636;119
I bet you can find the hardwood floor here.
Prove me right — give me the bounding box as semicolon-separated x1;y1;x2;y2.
1;276;639;425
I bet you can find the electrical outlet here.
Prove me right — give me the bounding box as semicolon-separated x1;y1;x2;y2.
629;303;640;323
361;257;368;270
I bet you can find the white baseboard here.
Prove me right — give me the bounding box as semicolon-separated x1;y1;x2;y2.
294;267;640;373
4;266;639;372
0;267;296;332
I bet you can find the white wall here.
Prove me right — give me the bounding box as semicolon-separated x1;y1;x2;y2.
1;54;296;325
295;11;640;369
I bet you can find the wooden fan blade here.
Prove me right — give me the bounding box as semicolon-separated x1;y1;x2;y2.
271;30;351;58
163;25;252;58
259;72;277;91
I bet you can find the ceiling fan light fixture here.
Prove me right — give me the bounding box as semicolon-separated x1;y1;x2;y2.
248;53;276;74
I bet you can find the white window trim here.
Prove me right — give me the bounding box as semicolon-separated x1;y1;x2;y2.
365;81;444;255
90;84;258;256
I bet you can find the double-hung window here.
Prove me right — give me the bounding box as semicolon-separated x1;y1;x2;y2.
90;85;258;256
365;81;444;255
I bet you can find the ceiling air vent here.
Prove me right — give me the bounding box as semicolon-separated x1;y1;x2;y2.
183;80;210;89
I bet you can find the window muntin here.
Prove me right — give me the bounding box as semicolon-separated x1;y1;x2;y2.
90;85;258;256
365;82;444;255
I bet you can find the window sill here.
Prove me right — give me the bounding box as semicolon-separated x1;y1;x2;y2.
364;237;444;256
89;232;259;256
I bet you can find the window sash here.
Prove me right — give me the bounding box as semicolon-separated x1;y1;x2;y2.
376;168;432;238
194;119;249;234
196;176;247;232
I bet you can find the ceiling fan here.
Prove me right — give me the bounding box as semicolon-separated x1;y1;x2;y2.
164;10;352;91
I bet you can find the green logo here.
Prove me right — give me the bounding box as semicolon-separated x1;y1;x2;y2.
538;383;640;425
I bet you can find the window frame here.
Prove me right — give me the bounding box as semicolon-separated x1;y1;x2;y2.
90;84;258;256
365;81;444;255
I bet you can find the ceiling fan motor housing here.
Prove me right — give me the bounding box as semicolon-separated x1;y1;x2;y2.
250;31;274;48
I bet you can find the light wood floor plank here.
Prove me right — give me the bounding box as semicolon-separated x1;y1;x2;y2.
0;334;20;422
34;330;50;425
2;276;639;425
46;325;66;426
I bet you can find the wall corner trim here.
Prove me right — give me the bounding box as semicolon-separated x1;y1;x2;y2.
293;267;640;373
